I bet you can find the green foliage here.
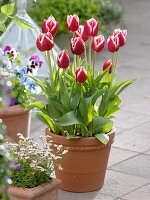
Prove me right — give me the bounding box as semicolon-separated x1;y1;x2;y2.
98;0;124;35
28;0;101;35
10;79;34;106
0;1;35;32
29;63;135;143
11;162;51;188
0;121;11;200
7;134;67;188
28;0;123;35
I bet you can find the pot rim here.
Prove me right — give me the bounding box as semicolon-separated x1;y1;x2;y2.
45;127;115;146
0;104;30;117
8;178;61;198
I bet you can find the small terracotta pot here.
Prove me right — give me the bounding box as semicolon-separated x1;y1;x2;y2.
0;105;31;143
8;178;61;200
46;128;115;192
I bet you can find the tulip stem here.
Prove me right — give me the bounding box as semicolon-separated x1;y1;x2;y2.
92;52;97;78
51;49;57;71
84;47;87;67
110;53;115;87
74;55;77;68
88;37;92;71
46;51;53;85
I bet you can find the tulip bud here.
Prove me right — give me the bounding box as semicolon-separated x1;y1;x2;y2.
107;35;119;53
36;32;54;52
103;59;113;74
67;14;79;32
84;18;99;37
42;15;59;37
113;29;127;47
75;67;87;83
57;50;70;69
70;37;85;55
92;35;105;52
74;25;89;42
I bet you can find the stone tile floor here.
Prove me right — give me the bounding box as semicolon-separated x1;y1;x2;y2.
31;0;150;199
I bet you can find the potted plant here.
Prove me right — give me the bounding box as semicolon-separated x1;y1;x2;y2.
29;15;135;192
0;46;43;142
6;133;68;200
0;120;12;200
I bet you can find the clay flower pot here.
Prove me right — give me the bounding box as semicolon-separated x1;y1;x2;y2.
46;128;115;192
0;105;31;143
8;178;61;200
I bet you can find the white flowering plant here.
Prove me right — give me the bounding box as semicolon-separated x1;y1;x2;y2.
6;133;68;188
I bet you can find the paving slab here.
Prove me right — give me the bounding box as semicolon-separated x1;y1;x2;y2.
58;189;115;200
110;154;150;178
100;169;149;198
108;147;138;167
113;121;150;153
144;150;150;155
114;109;150;129
121;184;150;200
115;127;127;134
123;100;150;116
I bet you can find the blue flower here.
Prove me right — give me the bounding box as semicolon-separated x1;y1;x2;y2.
25;78;42;94
14;67;27;84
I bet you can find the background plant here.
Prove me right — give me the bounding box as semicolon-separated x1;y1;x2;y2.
0;120;12;200
27;0;123;36
0;47;42;107
6;134;68;188
0;1;36;33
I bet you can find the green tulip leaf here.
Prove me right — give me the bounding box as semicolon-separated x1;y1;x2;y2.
1;2;15;16
93;116;113;134
55;111;80;126
95;134;109;144
66;135;82;139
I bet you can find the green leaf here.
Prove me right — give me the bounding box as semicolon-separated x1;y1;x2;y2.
70;93;80;110
116;79;136;95
66;135;82;139
27;102;45;110
13;16;36;29
0;13;8;24
32;112;55;132
95;70;108;85
93;116;113;134
0;23;6;32
95;134;109;144
55;111;80;126
1;2;15;16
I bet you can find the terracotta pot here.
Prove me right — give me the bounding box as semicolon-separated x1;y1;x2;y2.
0;105;31;143
8;178;61;200
46;128;115;192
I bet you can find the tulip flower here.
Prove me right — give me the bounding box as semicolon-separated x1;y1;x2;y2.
66;14;79;32
107;35;119;53
113;29;127;47
36;32;54;52
102;59;113;74
75;67;87;83
57;50;70;69
84;18;99;37
74;25;89;42
92;35;105;52
42;15;59;37
70;37;85;55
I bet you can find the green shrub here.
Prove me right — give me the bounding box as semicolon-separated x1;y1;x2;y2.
28;0;123;36
28;0;101;35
